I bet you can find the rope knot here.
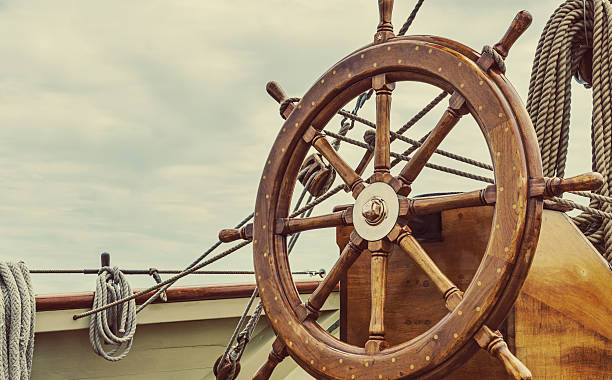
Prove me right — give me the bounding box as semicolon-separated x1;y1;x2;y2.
279;97;300;117
363;129;376;148
482;45;506;74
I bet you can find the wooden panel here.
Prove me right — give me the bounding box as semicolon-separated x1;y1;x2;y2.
516;210;612;379
339;207;612;378
32;310;339;380
36;281;325;311
340;206;509;378
35;293;340;333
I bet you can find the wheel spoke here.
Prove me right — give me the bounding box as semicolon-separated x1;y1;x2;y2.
373;74;394;175
306;232;365;316
365;239;392;354
397;93;467;194
396;226;462;310
253;337;288;380
397;172;605;218
399;186;496;217
276;208;352;236
304;126;365;197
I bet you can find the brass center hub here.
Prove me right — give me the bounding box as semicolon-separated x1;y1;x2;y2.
352;182;399;242
362;197;387;225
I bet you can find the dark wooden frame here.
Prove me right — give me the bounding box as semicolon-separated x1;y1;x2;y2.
35;281;328;312
253;31;544;379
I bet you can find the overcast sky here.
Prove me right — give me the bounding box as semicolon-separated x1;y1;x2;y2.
0;0;594;293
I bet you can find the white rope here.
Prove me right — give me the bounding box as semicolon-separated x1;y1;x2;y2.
0;262;35;380
89;266;137;361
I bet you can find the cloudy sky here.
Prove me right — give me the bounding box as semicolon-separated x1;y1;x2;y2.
0;0;594;293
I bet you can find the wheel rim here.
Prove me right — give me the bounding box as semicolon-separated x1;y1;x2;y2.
254;36;543;379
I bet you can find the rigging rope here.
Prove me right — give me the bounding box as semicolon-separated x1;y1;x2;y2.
136;212;254;312
213;6;433;374
216;168;322;376
526;0;612;262
73;240;252;320
89;267;136;361
0;262;35;380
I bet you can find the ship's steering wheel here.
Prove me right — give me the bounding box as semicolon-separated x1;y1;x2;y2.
243;2;601;379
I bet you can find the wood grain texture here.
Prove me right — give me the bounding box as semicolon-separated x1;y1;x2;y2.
276;210;351;236
376;0;394;42
373;73;394;174
254;29;542;379
397;104;463;189
305;127;365;197
341;208;612;378
493;11;533;58
340;206;510;378
253;337;288;380
35;281;325;312
366;239;393;353
543;172;603;196
516;210;612;379
266;81;295;119
398;172;602;218
307;232;365;314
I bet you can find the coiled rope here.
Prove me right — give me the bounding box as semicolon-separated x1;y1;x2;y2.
0;262;35;380
527;0;612;262
89;266;137;361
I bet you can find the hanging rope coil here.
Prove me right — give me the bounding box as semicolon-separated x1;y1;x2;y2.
0;262;35;380
527;0;612;262
89;266;137;361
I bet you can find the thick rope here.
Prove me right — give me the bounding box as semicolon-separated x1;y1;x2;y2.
279;97;301;117
482;45;507;74
0;262;35;380
527;0;612;262
89;266;137;361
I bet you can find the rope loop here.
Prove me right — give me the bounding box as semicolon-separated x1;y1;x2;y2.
0;262;35;379
482;45;506;74
363;129;376;148
89;266;137;361
279;97;300;116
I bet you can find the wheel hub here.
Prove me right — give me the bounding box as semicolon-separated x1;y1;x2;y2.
362;197;387;225
352;182;399;241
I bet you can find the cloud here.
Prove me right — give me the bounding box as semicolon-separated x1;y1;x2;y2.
0;0;595;293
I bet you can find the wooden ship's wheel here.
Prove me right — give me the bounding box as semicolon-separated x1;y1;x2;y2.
233;1;604;379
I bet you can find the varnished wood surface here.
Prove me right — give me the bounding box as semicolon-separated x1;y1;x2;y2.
516;210;612;379
35;281;327;312
308;232;365;314
305;127;364;197
493;11;533;58
373;73;394;174
340;206;510;378
340;207;612;379
397;103;463;189
255;31;541;379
